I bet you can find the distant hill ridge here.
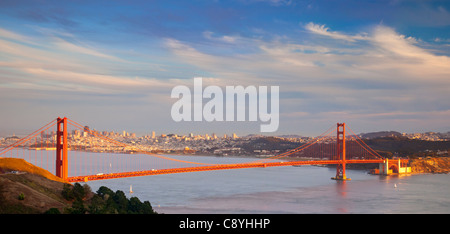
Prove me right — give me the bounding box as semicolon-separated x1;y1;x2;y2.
359;131;403;139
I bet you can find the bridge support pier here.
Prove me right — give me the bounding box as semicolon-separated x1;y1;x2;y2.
332;163;351;181
331;123;351;181
377;159;411;175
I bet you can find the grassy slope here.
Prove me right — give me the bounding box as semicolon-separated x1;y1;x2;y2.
0;158;70;213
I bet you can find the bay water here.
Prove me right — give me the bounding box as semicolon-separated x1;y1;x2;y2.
80;154;450;214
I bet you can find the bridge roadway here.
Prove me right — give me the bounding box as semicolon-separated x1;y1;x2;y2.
67;159;384;183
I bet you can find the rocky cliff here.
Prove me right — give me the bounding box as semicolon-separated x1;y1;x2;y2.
410;157;450;174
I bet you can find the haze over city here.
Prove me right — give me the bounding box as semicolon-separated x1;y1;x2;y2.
0;0;449;137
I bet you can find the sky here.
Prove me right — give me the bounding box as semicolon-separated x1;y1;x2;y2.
0;0;449;137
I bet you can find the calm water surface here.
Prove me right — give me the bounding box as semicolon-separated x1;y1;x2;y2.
80;154;450;214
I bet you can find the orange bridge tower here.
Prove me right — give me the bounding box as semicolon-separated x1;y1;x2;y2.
332;123;351;181
56;117;68;180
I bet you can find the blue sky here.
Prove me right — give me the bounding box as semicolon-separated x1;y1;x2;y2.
1;0;449;136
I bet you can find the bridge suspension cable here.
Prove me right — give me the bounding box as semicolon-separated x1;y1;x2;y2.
0;117;387;182
66;118;217;166
0;119;57;157
345;125;384;160
249;124;337;164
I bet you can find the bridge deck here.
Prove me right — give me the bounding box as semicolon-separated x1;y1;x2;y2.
67;159;383;182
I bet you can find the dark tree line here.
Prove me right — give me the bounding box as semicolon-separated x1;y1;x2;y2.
51;183;157;214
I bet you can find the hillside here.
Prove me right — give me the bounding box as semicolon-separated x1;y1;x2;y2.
0;158;157;214
410;157;450;174
360;131;402;139
0;158;67;183
364;137;450;157
0;158;70;213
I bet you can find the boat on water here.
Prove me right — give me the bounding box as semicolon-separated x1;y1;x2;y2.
130;185;133;193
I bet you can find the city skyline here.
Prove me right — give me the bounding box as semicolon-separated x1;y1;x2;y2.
1;0;450;137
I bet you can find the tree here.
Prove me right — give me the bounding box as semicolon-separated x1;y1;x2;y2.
112;190;128;214
70;198;86;214
62;184;75;201
97;186;114;198
73;183;85;200
61;185;159;214
88;194;105;214
128;197;156;214
44;208;61;214
83;184;92;195
128;197;141;213
142;201;156;214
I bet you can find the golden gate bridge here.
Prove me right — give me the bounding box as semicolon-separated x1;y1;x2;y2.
0;117;407;183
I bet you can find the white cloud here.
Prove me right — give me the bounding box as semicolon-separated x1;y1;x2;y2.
0;26;177;95
53;38;122;61
1;23;449;134
203;31;238;43
363;25;450;83
167;24;450;91
22;68;171;91
165;24;450;134
304;22;369;42
0;28;36;44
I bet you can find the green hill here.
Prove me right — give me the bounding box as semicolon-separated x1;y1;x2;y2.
0;158;157;214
